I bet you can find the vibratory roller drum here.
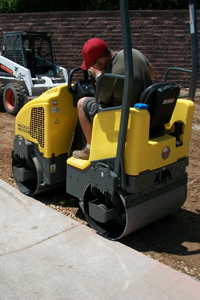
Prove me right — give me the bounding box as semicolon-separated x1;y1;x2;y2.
82;183;187;240
12;149;42;196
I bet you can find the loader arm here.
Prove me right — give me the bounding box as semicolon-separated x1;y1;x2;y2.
0;56;33;95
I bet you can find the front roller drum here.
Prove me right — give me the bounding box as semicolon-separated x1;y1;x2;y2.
83;184;187;240
12;152;42;196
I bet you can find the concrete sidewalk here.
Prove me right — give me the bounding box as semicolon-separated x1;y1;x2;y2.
0;179;199;300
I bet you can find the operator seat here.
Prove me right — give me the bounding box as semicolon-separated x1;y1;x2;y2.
139;83;180;137
25;49;36;77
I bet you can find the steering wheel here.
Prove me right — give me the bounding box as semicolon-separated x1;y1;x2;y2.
68;67;96;106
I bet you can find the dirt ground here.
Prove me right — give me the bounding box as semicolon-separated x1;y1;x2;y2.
0;89;200;281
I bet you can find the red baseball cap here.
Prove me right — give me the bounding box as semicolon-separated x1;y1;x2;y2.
81;38;107;71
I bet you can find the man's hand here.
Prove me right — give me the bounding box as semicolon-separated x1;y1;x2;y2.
89;67;102;79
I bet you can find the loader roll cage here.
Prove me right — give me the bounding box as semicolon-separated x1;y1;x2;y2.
1;31;57;78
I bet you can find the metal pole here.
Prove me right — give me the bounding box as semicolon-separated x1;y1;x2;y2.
188;0;199;101
114;0;133;177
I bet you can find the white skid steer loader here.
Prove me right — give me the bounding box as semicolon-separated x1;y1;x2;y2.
0;31;68;116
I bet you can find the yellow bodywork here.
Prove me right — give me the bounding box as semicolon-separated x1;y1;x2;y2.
15;85;78;158
68;99;194;176
15;83;194;176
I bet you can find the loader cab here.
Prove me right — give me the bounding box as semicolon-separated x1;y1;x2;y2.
2;30;56;78
22;31;56;77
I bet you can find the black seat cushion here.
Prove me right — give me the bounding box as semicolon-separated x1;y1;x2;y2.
139;83;180;136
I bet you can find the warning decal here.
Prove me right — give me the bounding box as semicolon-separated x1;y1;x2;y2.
50;164;56;173
55;118;60;124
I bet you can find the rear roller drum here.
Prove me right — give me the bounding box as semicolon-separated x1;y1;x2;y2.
83;185;127;240
82;184;187;240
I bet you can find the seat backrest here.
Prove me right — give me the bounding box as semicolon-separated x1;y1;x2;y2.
26;49;36;77
139;83;180;137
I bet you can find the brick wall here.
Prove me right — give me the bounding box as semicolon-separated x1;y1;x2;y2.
0;10;199;87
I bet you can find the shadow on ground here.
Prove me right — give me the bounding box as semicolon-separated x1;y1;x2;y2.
34;186;200;258
120;208;200;257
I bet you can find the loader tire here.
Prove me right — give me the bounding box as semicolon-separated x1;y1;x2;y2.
0;81;4;111
3;83;27;116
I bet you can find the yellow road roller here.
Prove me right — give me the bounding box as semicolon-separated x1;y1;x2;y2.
12;0;199;240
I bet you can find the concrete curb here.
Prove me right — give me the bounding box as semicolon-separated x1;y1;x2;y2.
0;179;199;300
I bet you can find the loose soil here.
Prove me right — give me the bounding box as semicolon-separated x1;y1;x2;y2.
0;89;199;281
